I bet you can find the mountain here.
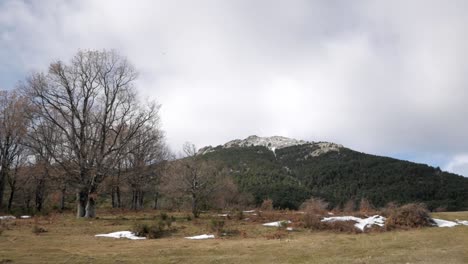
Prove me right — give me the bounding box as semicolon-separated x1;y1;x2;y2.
197;135;468;211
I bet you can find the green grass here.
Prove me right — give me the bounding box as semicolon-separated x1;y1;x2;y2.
0;211;467;263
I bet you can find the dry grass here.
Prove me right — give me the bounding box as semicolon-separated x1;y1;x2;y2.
0;210;467;263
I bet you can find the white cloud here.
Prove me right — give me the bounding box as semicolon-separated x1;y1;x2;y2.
1;0;468;174
445;154;468;177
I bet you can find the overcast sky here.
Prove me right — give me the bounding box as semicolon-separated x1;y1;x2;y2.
1;0;468;176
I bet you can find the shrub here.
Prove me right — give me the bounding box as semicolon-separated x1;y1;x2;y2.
260;199;274;211
385;203;433;229
210;219;225;235
300;197;328;215
343;199;356;213
303;213;323;229
359;198;374;215
160;212;168;221
301;197;328;230
236;210;244;220
186;215;192;221
133;220;173;239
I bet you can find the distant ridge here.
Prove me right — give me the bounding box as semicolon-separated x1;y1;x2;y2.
197;135;468;211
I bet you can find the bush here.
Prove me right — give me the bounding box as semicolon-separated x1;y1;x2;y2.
301;197;328;229
210;219;225;235
133;220;174;239
160;212;168;221
235;210;244;220
260;199;273;211
359;198;374;215
303;213;324;229
186;215;192;221
385;203;433;229
300;197;329;214
343;199;356;213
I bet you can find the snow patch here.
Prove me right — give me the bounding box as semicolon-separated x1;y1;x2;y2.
321;215;386;231
456;219;468;226
224;135;307;153
20;215;31;219
0;215;16;220
95;231;146;240
185;234;215;240
306;142;343;158
243;210;256;213
432;218;459;227
263;220;292;227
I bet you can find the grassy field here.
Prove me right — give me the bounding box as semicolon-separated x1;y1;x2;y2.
0;210;467;264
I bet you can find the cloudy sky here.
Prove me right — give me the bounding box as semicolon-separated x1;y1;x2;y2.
1;0;468;176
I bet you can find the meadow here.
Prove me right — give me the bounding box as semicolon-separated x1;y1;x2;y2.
0;210;467;264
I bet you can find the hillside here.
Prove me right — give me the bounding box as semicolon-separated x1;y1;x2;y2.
198;136;468;211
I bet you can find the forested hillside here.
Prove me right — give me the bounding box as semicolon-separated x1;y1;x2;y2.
200;139;468;211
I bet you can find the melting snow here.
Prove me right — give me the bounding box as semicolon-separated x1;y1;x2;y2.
456;219;468;226
243;210;256;213
432;218;459;227
20;215;31;219
224;136;307;152
321;215;386;231
185;234;215;240
263;220;292;227
95;231;146;240
0;215;16;220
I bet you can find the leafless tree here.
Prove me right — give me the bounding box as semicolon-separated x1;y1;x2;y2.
123;125;167;210
23;50;161;218
0;90;30;211
162;143;225;218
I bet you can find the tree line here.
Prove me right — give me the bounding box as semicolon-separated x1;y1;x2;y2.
0;50;250;218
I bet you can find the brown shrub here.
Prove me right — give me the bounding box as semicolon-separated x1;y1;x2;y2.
385;203;433;229
260;199;273;211
303;213;324;230
359;198;374;215
300;197;329;215
343;199;356;213
300;197;329;230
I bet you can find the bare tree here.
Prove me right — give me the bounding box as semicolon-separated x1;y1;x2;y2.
23;50;160;218
124;125;167;210
0;90;30;211
163;143;225;218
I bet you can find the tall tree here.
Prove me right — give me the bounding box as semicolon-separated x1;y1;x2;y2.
24;50;160;218
0;90;30;211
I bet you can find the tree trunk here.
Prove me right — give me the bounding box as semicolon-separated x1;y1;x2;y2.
85;196;96;218
85;186;97;218
76;190;87;218
192;195;199;218
116;186;121;208
35;178;46;212
0;168;7;211
60;186;66;212
139;191;144;209
111;187;116;208
7;186;15;212
152;192;158;210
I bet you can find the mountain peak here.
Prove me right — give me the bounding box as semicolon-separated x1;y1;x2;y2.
224;135;308;152
198;135;343;157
